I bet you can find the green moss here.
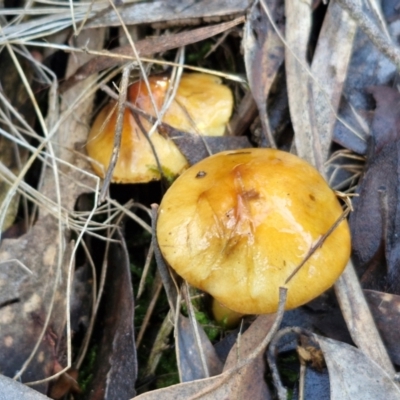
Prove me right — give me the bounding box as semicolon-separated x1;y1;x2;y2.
155;348;179;389
187;42;213;63
217;315;233;330
147;165;177;185
194;311;221;341
202;325;220;342
78;344;98;392
194;311;209;325
278;352;300;384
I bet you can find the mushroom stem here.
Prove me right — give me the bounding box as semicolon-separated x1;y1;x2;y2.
211;299;244;329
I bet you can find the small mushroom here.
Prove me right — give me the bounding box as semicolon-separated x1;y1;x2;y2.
156;148;351;315
86;73;233;183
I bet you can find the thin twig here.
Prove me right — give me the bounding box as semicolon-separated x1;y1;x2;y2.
137;241;155;299
267;326;307;400
99;64;133;202
136;274;163;348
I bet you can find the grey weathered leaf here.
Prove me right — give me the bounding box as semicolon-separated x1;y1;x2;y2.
333;2;400;154
171;134;252;166
285;0;321;167
0;260;32;305
310;1;357;162
86;0;249;28
0;219;72;393
243;0;285;147
315;334;400;400
0;374;51;400
365;289;400;365
176;315;223;382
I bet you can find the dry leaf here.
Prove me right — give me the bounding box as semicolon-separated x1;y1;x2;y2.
285;0;318;166
0;374;51;400
171;134;252;165
315;334;400;399
86;0;249;29
301;368;330;400
243;0;285;147
310;0;357;162
333;3;400;154
364;289;400;365
176;315;223;382
367;86;400;152
0;220;72;393
350;87;400;293
133;315;275;400
85;231;137;400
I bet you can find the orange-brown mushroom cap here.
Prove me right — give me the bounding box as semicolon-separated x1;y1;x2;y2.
86;73;233;183
156;148;351;315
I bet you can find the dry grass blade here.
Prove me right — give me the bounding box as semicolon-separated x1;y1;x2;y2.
135;274;163;348
0;3;105;44
0;18;151;390
10;27;107;385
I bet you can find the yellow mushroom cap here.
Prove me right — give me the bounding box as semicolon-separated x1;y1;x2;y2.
129;73;233;137
156;148;351;315
86;73;233;183
86;101;187;183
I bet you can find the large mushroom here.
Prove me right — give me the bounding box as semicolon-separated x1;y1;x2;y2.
86;73;233;183
156;148;351;315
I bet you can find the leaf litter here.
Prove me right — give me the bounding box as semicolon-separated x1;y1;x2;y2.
1;0;400;399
